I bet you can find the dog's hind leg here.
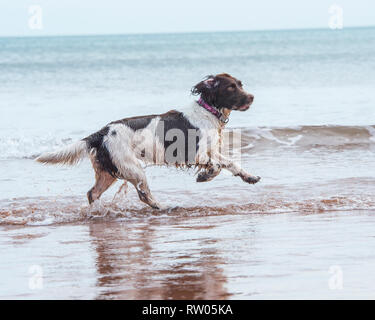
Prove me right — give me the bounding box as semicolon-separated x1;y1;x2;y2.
120;165;161;209
107;137;162;209
87;170;116;204
129;177;161;210
87;159;117;204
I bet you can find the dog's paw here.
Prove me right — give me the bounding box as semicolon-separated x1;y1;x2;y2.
197;167;218;183
243;175;261;184
160;205;180;213
196;171;210;182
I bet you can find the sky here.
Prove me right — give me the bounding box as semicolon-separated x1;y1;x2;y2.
0;0;374;37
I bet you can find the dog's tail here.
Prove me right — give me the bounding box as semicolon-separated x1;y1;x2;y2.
36;140;88;165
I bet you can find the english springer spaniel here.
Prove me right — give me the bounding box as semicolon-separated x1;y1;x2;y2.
37;73;260;209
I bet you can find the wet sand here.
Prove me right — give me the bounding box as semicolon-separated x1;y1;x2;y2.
1;209;375;299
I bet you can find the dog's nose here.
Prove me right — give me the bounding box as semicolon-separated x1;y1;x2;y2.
248;94;254;102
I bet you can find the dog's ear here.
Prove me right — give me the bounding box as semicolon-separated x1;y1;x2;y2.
191;75;220;104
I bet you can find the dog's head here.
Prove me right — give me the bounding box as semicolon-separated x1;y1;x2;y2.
191;73;254;111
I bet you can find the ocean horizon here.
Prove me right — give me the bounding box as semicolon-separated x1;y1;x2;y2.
2;24;374;39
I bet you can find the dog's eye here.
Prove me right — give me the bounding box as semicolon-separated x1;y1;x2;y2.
227;84;236;91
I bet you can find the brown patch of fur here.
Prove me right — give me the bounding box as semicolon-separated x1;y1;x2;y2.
87;156;117;204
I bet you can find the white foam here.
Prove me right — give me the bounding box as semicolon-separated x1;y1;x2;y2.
0;133;75;160
2;125;375;160
366;126;375;143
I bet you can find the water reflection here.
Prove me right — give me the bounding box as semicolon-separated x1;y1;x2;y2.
89;219;230;299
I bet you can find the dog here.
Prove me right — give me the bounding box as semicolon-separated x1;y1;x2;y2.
36;73;260;209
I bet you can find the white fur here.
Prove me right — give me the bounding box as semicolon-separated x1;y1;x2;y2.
36;140;87;165
183;102;224;166
104;101;224;170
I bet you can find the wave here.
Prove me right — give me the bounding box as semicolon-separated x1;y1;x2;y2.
1;194;374;226
0;125;374;160
0;134;76;160
235;125;375;152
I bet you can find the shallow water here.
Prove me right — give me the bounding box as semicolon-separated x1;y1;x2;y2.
1;27;375;299
1;145;374;299
1;210;375;299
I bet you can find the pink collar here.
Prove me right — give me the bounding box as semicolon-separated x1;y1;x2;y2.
197;98;228;123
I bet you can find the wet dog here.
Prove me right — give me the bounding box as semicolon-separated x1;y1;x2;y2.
36;73;260;209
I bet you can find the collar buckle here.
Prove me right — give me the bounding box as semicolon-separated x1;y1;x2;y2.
220;115;229;124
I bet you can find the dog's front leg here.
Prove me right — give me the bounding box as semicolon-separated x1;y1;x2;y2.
196;163;222;182
215;154;261;184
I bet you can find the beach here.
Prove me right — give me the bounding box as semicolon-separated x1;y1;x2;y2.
0;27;375;299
